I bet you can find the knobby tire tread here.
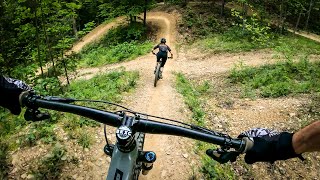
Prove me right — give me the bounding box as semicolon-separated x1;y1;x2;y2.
154;63;161;87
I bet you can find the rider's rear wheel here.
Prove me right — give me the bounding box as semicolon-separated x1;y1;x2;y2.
154;63;161;87
132;132;145;180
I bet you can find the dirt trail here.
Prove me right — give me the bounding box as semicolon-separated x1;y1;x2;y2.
287;29;320;43
73;12;196;179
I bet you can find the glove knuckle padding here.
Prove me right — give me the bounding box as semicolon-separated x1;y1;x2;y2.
0;76;32;115
240;128;300;164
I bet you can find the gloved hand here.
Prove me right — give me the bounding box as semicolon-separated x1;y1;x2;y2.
239;128;304;164
0;76;32;115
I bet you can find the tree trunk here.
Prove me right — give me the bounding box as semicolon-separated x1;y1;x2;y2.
304;0;314;31
72;16;78;40
39;0;56;77
144;0;147;26
294;10;303;35
34;8;43;77
280;0;284;34
62;54;70;85
220;0;226;17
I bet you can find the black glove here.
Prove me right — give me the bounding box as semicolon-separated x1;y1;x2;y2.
239;128;304;164
0;76;32;115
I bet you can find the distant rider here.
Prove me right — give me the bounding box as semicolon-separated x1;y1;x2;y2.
152;38;173;78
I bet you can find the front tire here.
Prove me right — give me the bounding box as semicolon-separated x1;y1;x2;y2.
154;63;161;87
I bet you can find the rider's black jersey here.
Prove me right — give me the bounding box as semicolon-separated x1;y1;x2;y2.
153;43;171;57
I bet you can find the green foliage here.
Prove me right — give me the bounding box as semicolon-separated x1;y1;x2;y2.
230;58;320;97
79;41;152;67
20;122;57;147
196;27;320;53
62;69;139;136
176;75;234;179
179;5;230;41
77;21;96;38
201;155;235;179
176;73;210;125
78;22;153;68
0;110;26;137
65;69;139;100
231;10;272;45
33;144;67;179
0;141;10;179
78;131;92;149
33;77;62;95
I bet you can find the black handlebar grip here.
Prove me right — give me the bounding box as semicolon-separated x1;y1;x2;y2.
206;149;239;164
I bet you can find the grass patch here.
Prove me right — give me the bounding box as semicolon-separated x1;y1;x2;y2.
19;122;57;147
0;141;10;179
176;73;208;125
33;144;67;179
78;41;152;67
229;58;320;98
62;69;139;139
78;130;92;149
65;69;139;100
175;73;235;179
0;69;139;178
78;22;153;68
196;29;320;54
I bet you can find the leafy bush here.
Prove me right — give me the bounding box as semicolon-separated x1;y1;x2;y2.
78;21;96;38
33;77;62;95
231;10;273;45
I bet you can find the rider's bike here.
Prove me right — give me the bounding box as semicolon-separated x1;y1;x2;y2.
20;91;253;180
153;53;173;87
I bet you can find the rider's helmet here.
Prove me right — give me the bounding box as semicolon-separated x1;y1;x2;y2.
160;38;166;43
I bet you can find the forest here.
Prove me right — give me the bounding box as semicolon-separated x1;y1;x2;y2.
1;0;320;179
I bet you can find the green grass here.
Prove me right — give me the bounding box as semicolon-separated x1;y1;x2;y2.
78;130;92;149
77;22;153;68
0;141;10;179
196;30;320;54
229;58;320;98
33;144;68;179
0;69;139;179
78;41;152;67
176;73;208;125
175;73;235;179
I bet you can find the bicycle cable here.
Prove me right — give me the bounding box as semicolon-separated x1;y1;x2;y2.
50;97;221;136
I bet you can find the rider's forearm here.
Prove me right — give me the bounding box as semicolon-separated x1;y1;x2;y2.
292;120;320;154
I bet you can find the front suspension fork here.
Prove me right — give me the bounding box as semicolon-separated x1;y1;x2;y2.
104;144;157;175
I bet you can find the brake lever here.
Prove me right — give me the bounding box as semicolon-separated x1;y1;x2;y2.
24;108;51;122
206;148;239;164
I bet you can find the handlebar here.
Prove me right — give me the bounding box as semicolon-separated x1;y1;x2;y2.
19;91;253;163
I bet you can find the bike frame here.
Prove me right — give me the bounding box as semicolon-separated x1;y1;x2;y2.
106;134;139;180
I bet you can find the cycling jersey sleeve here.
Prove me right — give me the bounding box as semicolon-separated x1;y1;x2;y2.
153;44;159;50
167;45;172;52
